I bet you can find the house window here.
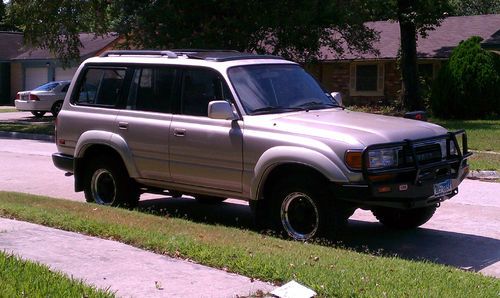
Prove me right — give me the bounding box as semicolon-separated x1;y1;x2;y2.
349;62;384;96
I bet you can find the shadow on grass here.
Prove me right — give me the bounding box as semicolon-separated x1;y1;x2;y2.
138;196;500;274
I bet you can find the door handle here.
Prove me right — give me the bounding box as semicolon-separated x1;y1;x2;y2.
118;121;129;130
173;128;186;137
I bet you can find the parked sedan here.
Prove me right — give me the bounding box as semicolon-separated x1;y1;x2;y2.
15;80;71;117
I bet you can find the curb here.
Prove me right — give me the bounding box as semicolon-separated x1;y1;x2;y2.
0;131;54;142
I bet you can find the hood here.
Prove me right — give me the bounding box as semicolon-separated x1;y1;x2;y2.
248;109;447;147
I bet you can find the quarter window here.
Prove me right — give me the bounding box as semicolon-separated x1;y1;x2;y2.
74;68;126;106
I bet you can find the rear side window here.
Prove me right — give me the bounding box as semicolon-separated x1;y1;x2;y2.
127;67;177;113
74;68;126;106
181;68;232;117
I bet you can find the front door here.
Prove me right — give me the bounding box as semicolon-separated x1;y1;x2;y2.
169;67;243;192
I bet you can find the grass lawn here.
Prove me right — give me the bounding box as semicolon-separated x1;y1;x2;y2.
430;119;500;170
0;123;54;135
0;108;17;113
0;251;113;297
0;192;498;297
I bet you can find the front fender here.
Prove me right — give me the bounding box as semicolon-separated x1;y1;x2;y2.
74;130;139;178
251;146;349;200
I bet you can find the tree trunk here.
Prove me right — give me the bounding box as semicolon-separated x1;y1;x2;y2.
398;0;423;111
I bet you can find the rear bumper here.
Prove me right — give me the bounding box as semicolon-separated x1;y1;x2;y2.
15;100;51;111
52;153;74;172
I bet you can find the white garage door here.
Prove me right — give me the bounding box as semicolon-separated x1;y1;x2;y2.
55;67;78;81
25;67;48;90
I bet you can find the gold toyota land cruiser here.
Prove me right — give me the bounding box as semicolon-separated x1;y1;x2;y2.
52;50;471;240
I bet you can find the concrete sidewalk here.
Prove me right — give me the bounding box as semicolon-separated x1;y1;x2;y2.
0;218;274;297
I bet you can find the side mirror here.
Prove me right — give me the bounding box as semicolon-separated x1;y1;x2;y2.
208;100;238;120
330;92;342;106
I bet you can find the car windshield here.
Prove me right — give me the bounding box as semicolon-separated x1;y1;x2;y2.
228;64;339;115
33;82;60;91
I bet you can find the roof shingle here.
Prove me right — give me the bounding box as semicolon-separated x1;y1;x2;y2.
322;14;500;61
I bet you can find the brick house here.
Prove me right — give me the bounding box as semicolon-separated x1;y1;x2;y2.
307;14;500;106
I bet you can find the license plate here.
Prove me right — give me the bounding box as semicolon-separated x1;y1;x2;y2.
433;179;452;196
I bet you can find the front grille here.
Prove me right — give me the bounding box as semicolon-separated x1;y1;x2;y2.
399;143;442;166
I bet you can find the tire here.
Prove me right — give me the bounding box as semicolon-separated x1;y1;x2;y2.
83;157;139;208
372;206;437;229
194;195;226;204
31;111;45;118
51;101;63;117
269;177;346;241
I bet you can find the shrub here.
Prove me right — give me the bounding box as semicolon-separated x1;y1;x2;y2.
430;36;500;119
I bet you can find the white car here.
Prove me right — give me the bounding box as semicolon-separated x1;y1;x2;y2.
15;80;71;117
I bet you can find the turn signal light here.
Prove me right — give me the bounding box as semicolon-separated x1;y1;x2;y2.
377;186;392;193
345;151;362;170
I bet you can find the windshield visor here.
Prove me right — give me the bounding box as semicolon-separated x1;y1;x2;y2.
228;64;338;115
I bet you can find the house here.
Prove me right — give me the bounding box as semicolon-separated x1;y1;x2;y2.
307;14;500;105
0;32;23;105
0;33;119;104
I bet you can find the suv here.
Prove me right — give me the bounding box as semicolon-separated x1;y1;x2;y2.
52;50;471;240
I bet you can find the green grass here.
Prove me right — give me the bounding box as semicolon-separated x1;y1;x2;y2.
0;251;113;298
1;192;498;297
0;123;54;135
0;108;17;113
430;119;500;152
430;119;500;171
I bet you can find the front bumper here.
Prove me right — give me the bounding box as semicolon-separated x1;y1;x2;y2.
335;130;472;209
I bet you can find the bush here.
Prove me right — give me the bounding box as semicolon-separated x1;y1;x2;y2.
430;36;500;119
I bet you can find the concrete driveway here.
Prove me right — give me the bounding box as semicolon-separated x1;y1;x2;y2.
0;137;499;279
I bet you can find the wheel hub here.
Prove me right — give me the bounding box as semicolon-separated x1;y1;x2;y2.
280;192;319;240
91;169;116;205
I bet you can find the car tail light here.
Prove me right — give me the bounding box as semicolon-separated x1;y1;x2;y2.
29;94;40;101
15;93;20;100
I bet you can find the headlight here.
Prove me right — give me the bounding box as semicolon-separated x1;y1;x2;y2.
367;147;400;169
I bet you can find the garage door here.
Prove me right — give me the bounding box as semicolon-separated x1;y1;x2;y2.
25;67;48;90
55;67;78;81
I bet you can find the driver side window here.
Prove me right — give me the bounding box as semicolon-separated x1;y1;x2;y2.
180;68;232;117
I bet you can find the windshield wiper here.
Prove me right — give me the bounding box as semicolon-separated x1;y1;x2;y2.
250;106;303;115
292;101;339;110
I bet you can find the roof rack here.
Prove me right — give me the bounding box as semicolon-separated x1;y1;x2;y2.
99;49;284;62
100;50;177;58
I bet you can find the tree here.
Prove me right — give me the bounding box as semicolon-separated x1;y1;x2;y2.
449;0;500;15
431;36;500;119
0;1;18;31
9;0;379;64
362;0;451;111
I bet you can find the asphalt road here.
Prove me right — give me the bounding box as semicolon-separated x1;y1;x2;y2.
0;137;499;279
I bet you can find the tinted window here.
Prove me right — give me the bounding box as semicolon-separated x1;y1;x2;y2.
127;67;177;113
61;83;70;93
74;68;126;106
33;82;59;91
181;68;231;117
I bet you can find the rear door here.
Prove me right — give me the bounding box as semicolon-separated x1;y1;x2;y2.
115;66;178;181
169;67;243;192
